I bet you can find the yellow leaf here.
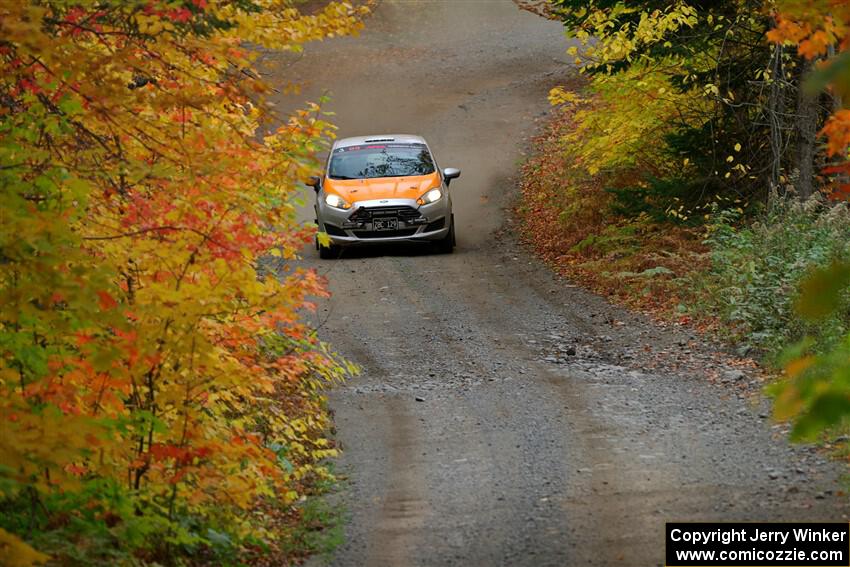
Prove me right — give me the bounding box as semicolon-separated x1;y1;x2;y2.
548;86;585;106
786;356;815;378
317;232;331;248
774;383;804;421
0;529;49;567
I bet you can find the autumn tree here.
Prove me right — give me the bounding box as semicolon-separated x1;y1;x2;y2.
762;2;850;449
0;0;364;563
551;0;837;206
768;0;850;194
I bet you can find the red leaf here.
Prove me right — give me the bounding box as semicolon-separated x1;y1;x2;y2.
97;290;118;310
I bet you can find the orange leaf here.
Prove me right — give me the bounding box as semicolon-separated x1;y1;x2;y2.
96;290;118;310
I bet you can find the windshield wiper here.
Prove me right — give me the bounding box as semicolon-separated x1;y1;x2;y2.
330;175;357;180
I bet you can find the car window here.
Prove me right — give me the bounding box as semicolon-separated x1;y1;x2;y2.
328;143;435;179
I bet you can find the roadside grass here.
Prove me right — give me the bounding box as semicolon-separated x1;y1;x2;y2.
518;103;850;367
284;465;347;563
279;495;347;562
236;469;347;566
686;200;850;363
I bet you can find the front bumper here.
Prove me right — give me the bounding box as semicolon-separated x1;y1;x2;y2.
317;197;451;246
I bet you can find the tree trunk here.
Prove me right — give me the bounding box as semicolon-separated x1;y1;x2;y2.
828;44;842;111
795;57;819;200
767;44;784;193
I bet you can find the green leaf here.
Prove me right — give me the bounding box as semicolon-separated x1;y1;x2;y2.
776;337;815;368
790;391;850;441
804;50;850;100
795;261;850;321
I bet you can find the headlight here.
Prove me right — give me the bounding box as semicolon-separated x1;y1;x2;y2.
324;193;351;210
417;188;442;205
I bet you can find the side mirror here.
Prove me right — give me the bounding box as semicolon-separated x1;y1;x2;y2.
443;168;461;186
307;175;322;193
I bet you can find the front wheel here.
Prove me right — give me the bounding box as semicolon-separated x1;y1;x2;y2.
318;238;342;259
435;215;455;254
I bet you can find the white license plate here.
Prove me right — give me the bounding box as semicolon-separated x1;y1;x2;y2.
373;217;398;231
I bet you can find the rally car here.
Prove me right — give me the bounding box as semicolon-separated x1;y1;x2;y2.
310;134;460;259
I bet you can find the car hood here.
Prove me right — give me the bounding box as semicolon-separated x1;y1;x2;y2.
324;172;441;203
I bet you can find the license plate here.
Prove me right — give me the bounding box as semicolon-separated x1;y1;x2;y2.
373;217;398;231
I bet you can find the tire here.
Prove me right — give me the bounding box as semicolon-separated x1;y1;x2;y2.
318;240;341;259
435;215;455;254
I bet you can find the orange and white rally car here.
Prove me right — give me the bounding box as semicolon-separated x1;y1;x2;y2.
309;134;460;259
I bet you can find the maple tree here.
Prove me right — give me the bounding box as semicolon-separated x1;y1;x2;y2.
0;0;365;563
763;2;850;450
768;0;850;193
550;0;846;206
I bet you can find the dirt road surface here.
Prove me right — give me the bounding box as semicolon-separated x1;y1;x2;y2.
266;1;849;565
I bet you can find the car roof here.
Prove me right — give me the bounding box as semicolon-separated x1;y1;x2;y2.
332;134;428;150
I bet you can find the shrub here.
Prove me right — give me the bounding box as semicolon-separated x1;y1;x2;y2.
694;197;850;359
0;1;365;564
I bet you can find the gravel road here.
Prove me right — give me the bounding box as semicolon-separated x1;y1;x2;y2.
266;1;850;565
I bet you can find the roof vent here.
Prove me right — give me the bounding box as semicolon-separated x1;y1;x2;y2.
364;137;395;143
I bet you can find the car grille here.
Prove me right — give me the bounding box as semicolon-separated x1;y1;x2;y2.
351;228;419;239
348;206;422;223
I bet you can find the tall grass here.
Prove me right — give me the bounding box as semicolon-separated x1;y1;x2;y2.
694;197;850;360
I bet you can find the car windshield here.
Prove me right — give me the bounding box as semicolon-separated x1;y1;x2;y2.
328;143;435;180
